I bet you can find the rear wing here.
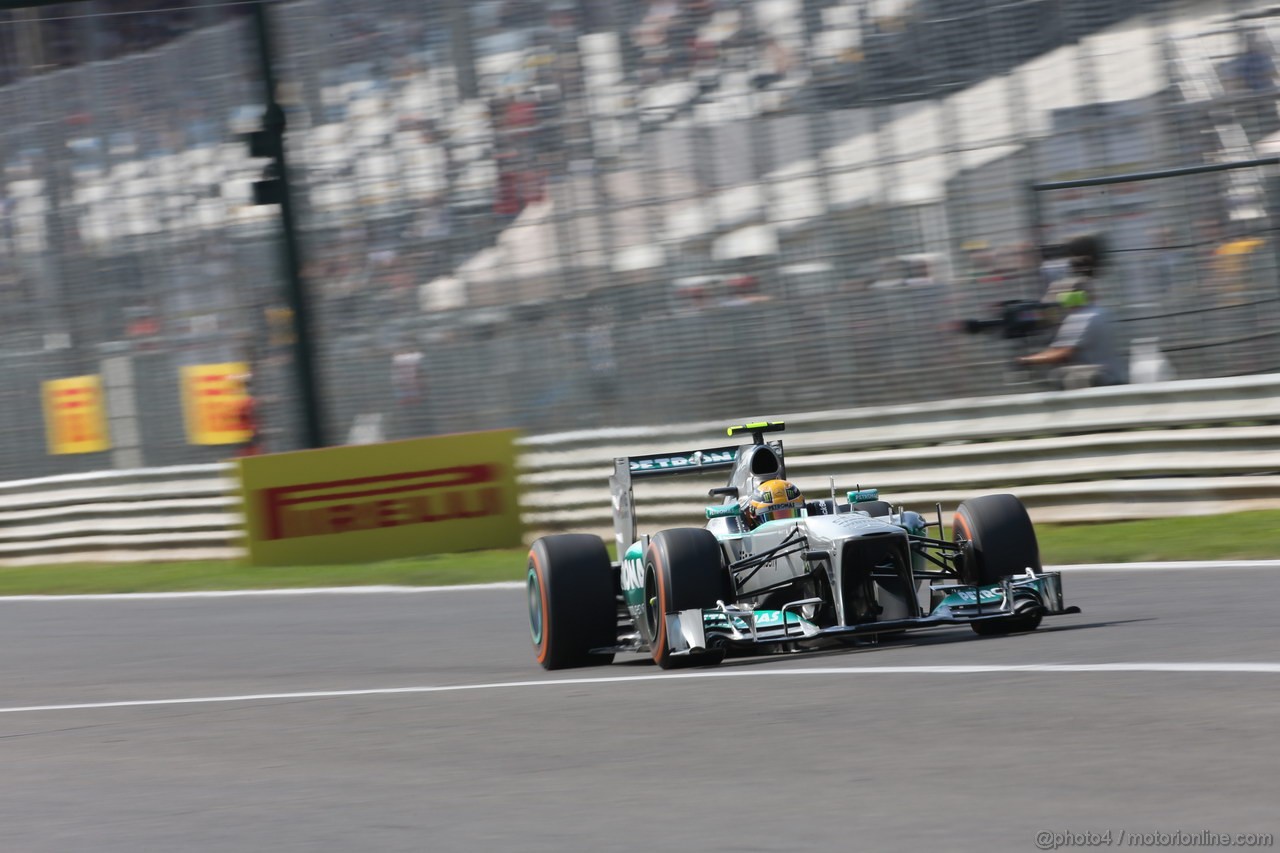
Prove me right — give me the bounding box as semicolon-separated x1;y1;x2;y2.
608;422;787;554
609;446;739;555
626;446;740;479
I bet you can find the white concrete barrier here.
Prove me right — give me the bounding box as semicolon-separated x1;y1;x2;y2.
0;465;243;565
1;375;1277;564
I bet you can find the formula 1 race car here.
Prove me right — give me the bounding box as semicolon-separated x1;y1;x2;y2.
526;421;1079;670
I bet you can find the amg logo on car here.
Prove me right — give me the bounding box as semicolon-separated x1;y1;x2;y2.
630;450;736;472
621;556;645;592
258;465;503;541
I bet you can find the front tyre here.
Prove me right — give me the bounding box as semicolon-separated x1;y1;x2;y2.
953;494;1041;587
528;534;616;670
642;529;729;670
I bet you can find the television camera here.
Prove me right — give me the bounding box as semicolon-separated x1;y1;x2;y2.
961;299;1056;339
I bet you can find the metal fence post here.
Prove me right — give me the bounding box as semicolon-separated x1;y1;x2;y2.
251;0;324;449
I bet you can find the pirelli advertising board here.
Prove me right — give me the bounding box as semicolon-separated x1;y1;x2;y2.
42;375;111;455
180;362;253;445
237;430;522;566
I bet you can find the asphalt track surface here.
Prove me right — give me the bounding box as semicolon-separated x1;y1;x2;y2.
1;568;1278;853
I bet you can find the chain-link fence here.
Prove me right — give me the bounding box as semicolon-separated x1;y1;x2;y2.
1;0;1279;481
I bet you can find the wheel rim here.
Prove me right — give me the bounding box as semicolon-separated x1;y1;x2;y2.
527;566;543;646
643;564;660;642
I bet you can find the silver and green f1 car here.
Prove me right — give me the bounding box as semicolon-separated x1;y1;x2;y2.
527;421;1079;670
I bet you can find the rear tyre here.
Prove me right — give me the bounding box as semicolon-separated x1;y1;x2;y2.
643;529;730;670
528;534;617;670
953;494;1041;587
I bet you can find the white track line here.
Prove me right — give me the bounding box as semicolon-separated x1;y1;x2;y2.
2;663;1277;715
1054;561;1280;572
1;561;1279;602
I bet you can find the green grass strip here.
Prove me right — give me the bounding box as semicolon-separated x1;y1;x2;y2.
1034;510;1280;564
0;551;525;596
0;510;1276;596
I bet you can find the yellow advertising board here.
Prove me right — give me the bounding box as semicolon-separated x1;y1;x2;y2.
181;362;252;445
237;430;522;566
42;375;111;455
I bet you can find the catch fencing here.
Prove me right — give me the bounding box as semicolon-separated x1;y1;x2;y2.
2;1;1280;484
1;373;1277;566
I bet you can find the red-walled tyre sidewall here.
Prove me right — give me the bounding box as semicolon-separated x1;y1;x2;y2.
953;494;1041;586
528;534;616;670
643;528;728;670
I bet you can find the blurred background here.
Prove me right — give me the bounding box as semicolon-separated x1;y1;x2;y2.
2;0;1279;480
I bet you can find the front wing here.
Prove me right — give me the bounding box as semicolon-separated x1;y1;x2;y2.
646;572;1082;659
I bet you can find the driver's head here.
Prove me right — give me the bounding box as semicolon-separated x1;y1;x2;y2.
744;479;805;528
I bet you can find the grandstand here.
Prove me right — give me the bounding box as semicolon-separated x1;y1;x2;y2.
1;0;1279;479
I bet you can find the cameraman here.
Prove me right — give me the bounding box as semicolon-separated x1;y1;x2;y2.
1017;235;1128;390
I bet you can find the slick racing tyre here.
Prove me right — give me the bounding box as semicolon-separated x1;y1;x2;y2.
642;529;730;670
528;534;617;670
953;494;1042;587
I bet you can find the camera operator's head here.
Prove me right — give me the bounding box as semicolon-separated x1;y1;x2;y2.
1065;233;1106;278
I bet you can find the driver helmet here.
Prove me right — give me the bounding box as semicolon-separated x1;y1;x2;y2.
744;479;805;528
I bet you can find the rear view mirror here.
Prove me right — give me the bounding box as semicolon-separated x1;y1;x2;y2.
705;503;743;520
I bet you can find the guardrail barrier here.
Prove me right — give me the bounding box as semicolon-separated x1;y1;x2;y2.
1;375;1277;565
